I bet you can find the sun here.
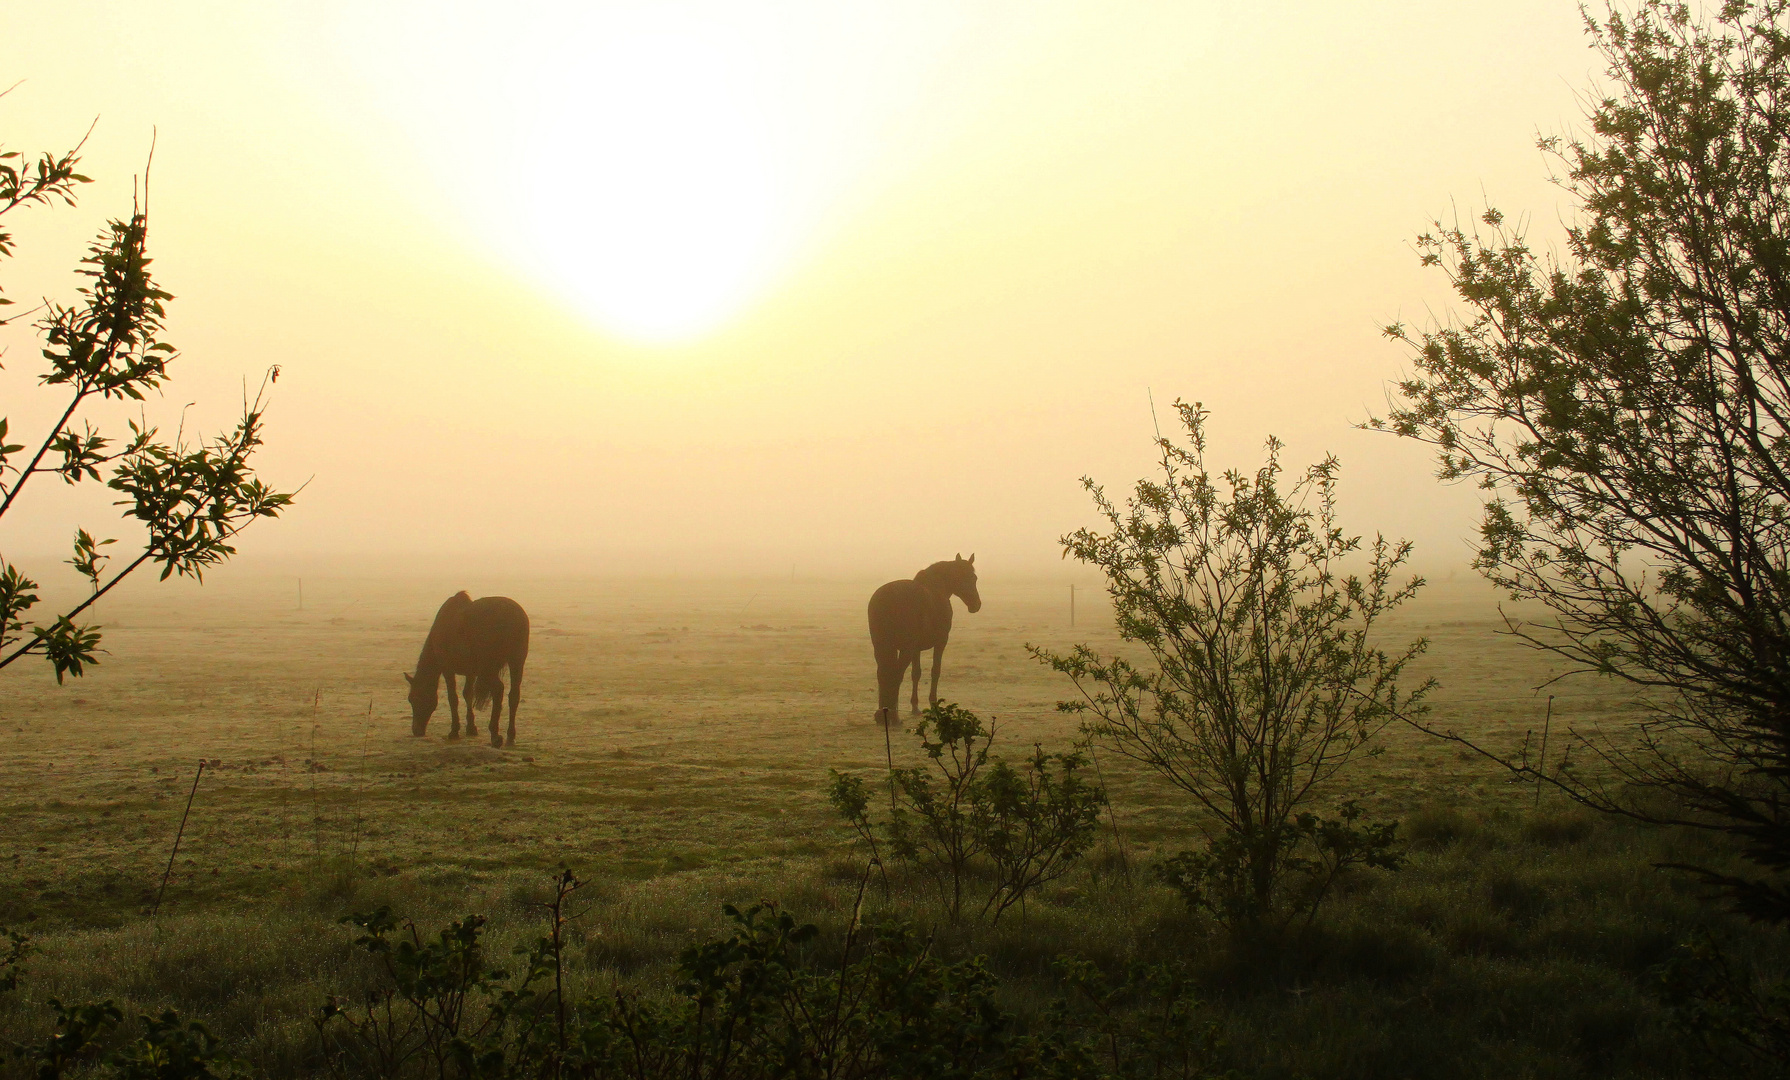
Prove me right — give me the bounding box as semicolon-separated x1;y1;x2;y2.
306;2;1140;347
479;25;796;344
329;3;896;346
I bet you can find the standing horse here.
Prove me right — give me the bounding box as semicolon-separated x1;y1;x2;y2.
404;591;530;747
868;554;981;725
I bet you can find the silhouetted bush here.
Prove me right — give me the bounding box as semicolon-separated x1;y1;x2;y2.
7;995;240;1080
5;873;1243;1080
1035;403;1423;942
1155;801;1402;938
1660;931;1790;1075
1376;0;1790;931
827;702;1107;925
311;881;1237;1080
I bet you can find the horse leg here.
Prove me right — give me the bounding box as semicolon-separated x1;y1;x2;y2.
909;652;923;715
505;656;524;747
928;642;946;707
445;673;463;740
488;675;505;747
873;642;900;725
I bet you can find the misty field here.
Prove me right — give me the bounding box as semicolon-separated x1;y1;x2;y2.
0;572;1779;1077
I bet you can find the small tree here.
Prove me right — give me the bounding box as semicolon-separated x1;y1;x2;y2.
1035;402;1426;937
973;744;1109;924
827;702;1107;924
0;118;291;682
885;703;993;921
1374;0;1790;925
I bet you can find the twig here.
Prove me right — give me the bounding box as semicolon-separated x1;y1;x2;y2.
1359;686;1705;830
152;760;206;917
1084;739;1133;892
1534;695;1554;809
827;864;873;1042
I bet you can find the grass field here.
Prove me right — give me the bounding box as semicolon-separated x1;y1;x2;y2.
0;570;1781;1077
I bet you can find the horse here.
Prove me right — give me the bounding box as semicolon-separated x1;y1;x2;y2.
404;591;530;747
867;554;981;725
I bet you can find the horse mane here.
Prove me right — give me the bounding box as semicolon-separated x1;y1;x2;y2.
417;591;474;672
913;561;954;588
914;560;970;592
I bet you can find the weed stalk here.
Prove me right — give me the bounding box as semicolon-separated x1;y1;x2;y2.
348;699;374;871
544;868;584;1058
310;688;321;865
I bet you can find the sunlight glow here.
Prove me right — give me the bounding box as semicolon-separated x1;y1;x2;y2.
488;26;787;342
329;2;986;345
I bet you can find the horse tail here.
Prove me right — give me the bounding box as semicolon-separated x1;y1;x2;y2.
468;672;499;708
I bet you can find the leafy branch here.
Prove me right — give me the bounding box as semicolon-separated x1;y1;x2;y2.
0;117;294;684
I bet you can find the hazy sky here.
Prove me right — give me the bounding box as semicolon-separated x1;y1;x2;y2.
1;1;1604;579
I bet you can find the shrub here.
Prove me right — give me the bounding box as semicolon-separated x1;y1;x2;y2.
0;925;26;993
7;990;241;1080
1402;805;1485;852
1659;931;1790;1075
314;875;1239;1079
827;702;1107;924
1376;0;1790;931
1036;402;1423;939
1155;801;1403;936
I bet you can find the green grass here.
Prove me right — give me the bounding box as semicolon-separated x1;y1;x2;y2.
3;805;1774;1078
0;573;1784;1077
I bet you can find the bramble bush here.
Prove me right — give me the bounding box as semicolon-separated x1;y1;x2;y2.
3;981;241;1080
315;879;1237;1080
4;919;242;1079
1;873;1241;1080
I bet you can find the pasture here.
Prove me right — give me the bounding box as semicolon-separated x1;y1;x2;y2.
0;570;1778;1077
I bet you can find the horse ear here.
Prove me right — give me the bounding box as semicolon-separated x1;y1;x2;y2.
403;672;414;685
968;552;976;564
955;552;963;561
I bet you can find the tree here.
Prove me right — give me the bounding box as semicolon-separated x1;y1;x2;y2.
1375;0;1790;923
1;115;292;683
1035;402;1425;938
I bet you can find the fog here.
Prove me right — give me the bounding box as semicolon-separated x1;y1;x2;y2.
2;2;1602;581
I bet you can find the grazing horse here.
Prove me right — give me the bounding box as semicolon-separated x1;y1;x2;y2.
404;591;530;747
868;554;981;725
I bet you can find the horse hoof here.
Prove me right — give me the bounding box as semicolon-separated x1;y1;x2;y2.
504;736;515;748
491;734;503;748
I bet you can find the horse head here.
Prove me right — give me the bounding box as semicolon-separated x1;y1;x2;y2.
952;552;981;613
403;671;437;736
